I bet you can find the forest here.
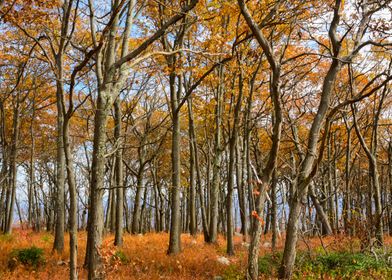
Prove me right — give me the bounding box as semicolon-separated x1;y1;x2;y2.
0;0;392;279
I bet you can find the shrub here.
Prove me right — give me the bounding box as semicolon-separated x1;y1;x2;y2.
222;264;244;280
257;250;392;279
112;250;128;264
258;252;281;275
9;246;45;269
296;251;391;279
41;234;52;243
0;233;14;242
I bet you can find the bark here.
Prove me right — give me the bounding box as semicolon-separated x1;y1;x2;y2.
152;166;161;232
238;2;283;278
247;189;268;279
327;134;336;232
162;10;189;254
82;0;200;261
132;168;144;234
280;190;304;278
309;183;333;235
140;185;148;233
114;98;124;246
271;170;278;251
244;94;254;235
279;1;347;276
63;115;78;280
110;167;116;232
53;36;66;255
227;69;244;255
187;97;197;236
85;0;120;275
113;0;134;243
237;137;248;240
28;95;36;229
389;143;392;236
5;98;20;234
343;117;352;234
352;103;384;246
208;64;224;243
193;127;209;239
53;0;76;252
280;62;341;279
87;91;111;279
168;87;182;254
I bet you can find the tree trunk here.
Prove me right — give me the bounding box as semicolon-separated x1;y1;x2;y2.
188;96;208;239
227;69;244;255
309;183;333;235
271;170;278;251
87;91;111;279
187;97;197;236
63;115;78;280
132;169;144;234
53;58;66;254
208;65;224;243
279;187;306;279
247;191;268;279
5;99;20;234
114;98;124;246
168;106;182;254
237;139;248;240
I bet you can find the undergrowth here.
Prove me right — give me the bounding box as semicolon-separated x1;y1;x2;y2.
0;230;391;279
255;249;392;279
8;246;45;270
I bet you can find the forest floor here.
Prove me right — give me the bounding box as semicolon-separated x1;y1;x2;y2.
0;229;391;279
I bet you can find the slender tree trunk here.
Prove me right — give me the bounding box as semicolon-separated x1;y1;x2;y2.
28;95;36;229
327;135;336;233
271;170;277;251
208;65;224;243
132;170;144;234
168;107;182;254
5;99;20;234
388;143;392;236
187;97;197;236
227;69;244;255
309;183;332;235
114;98;124;246
343;119;352;234
279;187;306;279
63;116;78;280
140;185;148;233
237;139;248;240
279;38;342;280
188;97;208;239
352;103;384;246
53;58;66;254
87;91;112;279
247;190;268;279
110;165;116;232
227;135;236;255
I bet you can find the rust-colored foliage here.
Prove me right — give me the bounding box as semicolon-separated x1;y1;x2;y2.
1;229;390;279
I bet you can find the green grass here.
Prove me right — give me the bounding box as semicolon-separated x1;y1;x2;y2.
222;264;244;280
8;246;45;269
111;250;129;264
298;251;391;278
255;249;392;279
41;233;53;243
0;233;14;243
258;251;282;275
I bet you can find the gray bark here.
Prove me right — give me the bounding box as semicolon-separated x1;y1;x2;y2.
208;64;224;243
114;98;124;246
